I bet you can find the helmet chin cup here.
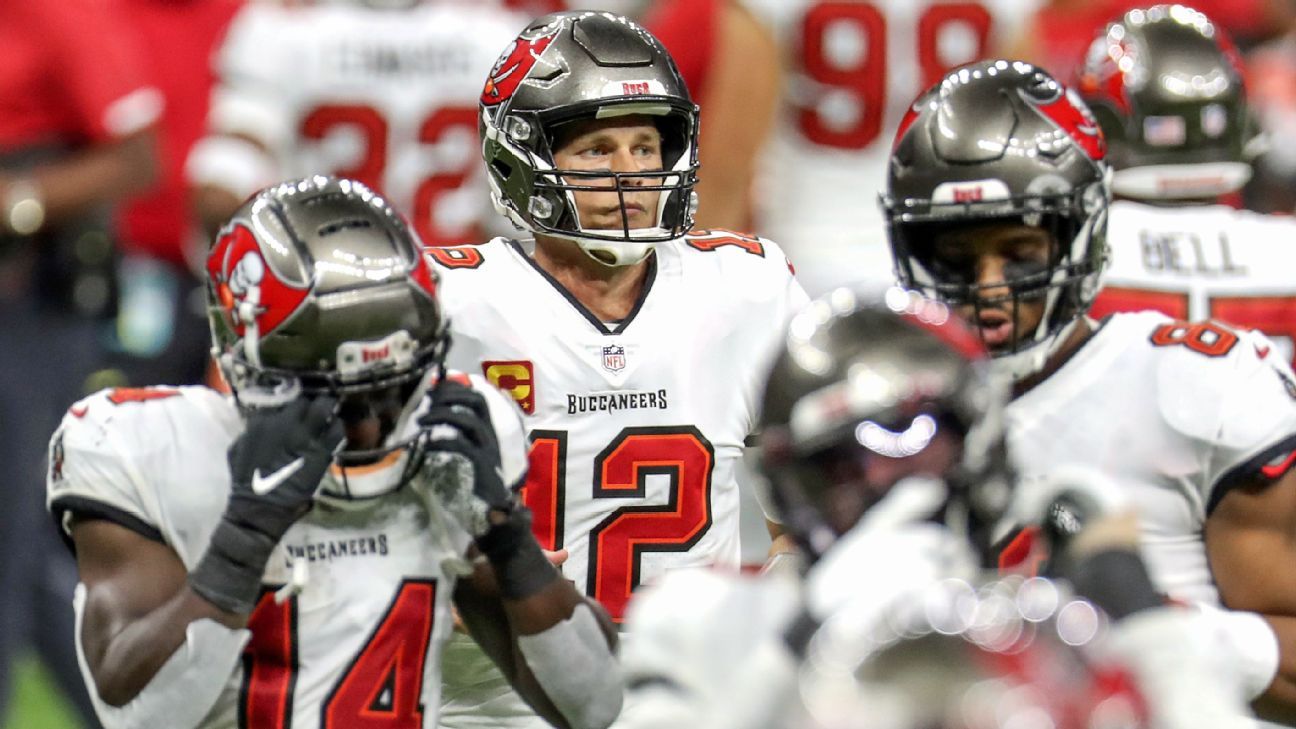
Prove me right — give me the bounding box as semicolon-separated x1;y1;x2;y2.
574;238;655;267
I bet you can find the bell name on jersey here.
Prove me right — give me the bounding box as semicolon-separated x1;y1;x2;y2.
1093;200;1296;366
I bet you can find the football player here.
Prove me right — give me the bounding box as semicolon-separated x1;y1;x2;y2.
430;10;809;728
46;176;623;729
619;288;1247;729
884;58;1296;723
186;0;525;247
648;0;1044;296
1078;5;1296;369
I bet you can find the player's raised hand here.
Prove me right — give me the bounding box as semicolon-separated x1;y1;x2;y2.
227;396;345;523
190;396;344;614
416;379;511;538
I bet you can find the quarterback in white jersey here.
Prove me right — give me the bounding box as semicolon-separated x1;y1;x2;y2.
887;57;1296;722
733;0;1041;295
436;11;808;729
437;229;805;608
46;178;623;729
186;0;524;246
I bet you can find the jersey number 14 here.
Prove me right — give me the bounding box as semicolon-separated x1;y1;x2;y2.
241;580;437;728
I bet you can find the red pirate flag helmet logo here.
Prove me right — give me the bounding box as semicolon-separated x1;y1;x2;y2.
1025;84;1107;162
206;224;310;339
481;25;562;107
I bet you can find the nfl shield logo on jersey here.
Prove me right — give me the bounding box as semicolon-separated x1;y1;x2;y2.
602;345;626;373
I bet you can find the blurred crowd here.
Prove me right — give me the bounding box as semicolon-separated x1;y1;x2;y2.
6;0;1296;726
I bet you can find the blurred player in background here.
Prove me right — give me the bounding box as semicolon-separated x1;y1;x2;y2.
644;0;782;232
1004;0;1292;89
0;0;162;724
886;58;1296;724
650;0;1043;296
105;0;244;392
430;10;807;728
1244;12;1296;213
619;288;1248;729
47;176;623;729
1080;5;1296;370
186;0;525;248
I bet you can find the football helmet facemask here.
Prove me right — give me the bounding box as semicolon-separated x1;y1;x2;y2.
882;60;1111;380
479;10;699;266
205;175;449;499
1077;4;1257;200
758;288;1014;565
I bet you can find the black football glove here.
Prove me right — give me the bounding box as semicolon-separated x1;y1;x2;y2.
417;379;557;599
416;379;512;534
189;395;344;614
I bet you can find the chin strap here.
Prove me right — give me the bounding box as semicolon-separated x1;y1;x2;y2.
574;239;656;267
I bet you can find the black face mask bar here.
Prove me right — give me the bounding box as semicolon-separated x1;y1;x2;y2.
530;166;697;242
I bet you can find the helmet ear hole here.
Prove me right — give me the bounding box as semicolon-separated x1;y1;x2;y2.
491;159;514;183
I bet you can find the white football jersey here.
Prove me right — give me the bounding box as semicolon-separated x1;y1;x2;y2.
1005;311;1296;605
617;569;803;729
47;376;527;729
194;2;523;245
1093;200;1296;368
737;0;1041;296
431;231;808;729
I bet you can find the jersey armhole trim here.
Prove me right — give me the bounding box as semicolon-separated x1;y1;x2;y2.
49;495;166;553
1207;432;1296;515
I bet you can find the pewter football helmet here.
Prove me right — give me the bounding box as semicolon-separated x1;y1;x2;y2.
205;175;448;498
882;61;1111;379
479;11;699;266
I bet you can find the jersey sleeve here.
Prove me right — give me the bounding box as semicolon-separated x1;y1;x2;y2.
1209;329;1296;499
47;388;237;568
1154;323;1296;511
737;235;811;436
47;391;163;543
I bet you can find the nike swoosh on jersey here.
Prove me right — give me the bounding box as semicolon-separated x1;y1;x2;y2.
252;457;306;495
